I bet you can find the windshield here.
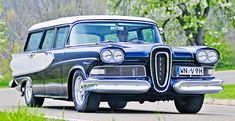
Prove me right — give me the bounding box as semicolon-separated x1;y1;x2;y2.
69;22;161;46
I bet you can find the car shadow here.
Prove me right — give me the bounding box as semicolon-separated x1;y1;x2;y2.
43;106;179;114
41;106;232;116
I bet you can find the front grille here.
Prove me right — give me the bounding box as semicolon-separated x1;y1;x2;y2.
89;65;146;77
150;46;172;92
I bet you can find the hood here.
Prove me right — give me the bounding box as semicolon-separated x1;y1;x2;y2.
172;46;208;62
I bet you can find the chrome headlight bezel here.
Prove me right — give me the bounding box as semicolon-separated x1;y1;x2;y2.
100;48;125;63
196;49;219;64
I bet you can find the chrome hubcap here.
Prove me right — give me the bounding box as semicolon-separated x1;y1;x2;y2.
74;76;85;105
25;81;33;101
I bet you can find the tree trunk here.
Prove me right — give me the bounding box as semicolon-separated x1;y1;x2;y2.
194;27;204;46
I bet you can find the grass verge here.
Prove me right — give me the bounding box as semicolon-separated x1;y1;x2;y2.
0;107;64;121
215;67;235;71
206;84;235;99
0;79;9;88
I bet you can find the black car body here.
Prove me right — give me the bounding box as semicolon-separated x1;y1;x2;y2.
9;15;223;113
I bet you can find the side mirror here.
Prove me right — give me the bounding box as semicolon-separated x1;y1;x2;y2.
159;28;164;35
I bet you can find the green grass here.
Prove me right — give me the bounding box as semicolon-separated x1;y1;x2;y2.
0;78;10;88
0;73;12;88
0;107;64;121
206;84;235;99
215;66;235;71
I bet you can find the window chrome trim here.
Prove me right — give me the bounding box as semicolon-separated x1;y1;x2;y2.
89;65;147;78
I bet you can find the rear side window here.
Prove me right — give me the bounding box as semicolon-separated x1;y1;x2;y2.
54;26;69;49
25;32;43;51
41;29;55;50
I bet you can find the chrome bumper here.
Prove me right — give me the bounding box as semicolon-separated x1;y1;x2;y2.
82;79;151;94
173;79;224;94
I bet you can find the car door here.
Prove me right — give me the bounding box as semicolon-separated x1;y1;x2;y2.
38;28;63;96
42;26;69;97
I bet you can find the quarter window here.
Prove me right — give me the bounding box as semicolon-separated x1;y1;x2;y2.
41;29;55;50
54;26;69;48
25;32;43;51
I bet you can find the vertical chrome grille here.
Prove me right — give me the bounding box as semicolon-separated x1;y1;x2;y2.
150;46;172;92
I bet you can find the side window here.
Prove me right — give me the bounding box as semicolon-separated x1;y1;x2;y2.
25;32;43;51
143;28;154;42
54;26;69;49
41;29;55;50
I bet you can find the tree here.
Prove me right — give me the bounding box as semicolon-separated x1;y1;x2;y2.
109;0;235;46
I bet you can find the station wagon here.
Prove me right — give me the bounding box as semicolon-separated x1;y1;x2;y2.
9;15;223;113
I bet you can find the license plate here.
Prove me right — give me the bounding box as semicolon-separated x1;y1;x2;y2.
176;66;204;76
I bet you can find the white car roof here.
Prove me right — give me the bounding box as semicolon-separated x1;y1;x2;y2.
28;15;156;31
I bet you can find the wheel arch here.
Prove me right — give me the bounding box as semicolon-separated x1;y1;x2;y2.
13;76;32;95
67;66;87;101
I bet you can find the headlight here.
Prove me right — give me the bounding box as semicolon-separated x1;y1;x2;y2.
208;50;219;63
113;50;124;62
100;49;125;63
196;49;219;64
101;50;112;62
197;50;208;62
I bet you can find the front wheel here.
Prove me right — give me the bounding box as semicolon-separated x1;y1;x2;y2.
72;70;101;112
24;80;44;107
174;95;204;114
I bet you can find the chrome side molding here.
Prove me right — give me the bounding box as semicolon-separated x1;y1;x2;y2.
173;79;224;94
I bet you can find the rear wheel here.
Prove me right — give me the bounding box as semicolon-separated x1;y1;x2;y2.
24;80;44;107
174;95;204;114
72;70;101;112
108;101;127;109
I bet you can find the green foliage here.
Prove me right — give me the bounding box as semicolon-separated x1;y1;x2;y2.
109;0;235;45
0;70;12;87
205;31;235;70
206;84;235;99
0;107;64;121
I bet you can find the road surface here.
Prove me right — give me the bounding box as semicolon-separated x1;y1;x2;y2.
0;88;235;121
215;70;235;84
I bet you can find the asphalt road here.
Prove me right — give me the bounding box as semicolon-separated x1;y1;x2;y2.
1;88;235;121
214;70;235;84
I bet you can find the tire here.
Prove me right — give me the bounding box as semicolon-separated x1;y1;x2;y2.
72;70;101;112
24;80;44;107
174;94;204;114
108;101;127;109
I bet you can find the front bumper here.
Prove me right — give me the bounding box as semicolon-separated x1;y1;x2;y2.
173;78;224;94
82;79;151;94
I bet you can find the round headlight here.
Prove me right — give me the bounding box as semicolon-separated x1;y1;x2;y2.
196;49;219;64
196;50;208;63
101;50;112;62
208;50;218;63
113;50;124;62
100;49;125;63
